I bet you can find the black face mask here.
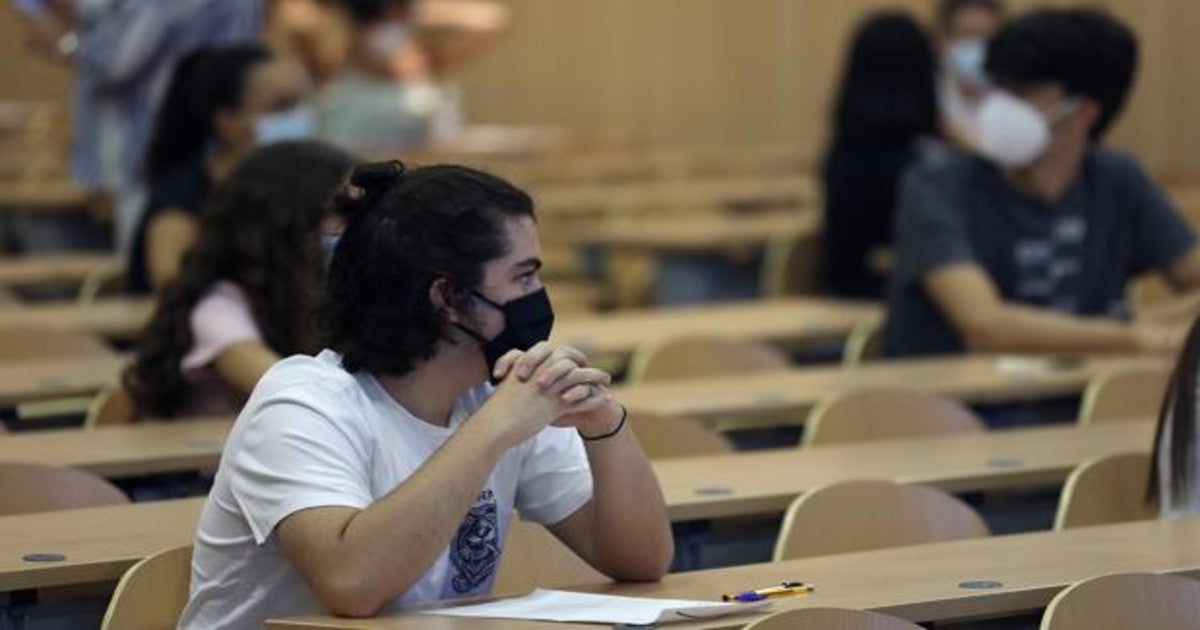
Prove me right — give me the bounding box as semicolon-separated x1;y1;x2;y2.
456;287;555;382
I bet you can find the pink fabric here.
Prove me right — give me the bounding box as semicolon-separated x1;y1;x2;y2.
179;281;262;416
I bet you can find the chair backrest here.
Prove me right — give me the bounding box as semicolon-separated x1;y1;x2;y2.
841;320;883;368
493;517;607;594
1040;572;1200;630
630;412;735;459
760;231;822;297
626;335;789;384
745;607;922;630
1053;452;1156;530
0;462;128;516
85;384;139;429
1077;367;1171;425
0;328;112;361
773;479;989;561
101;545;193;630
803;388;986;447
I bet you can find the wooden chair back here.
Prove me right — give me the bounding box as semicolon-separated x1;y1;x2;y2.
493;517;607;594
1040;573;1200;630
631;412;735;459
1077;367;1171;425
626;335;789;384
100;545;193;630
841;321;883;368
773;479;989;561
803;388;985;447
0;462;128;516
1053;452;1156;530
745;607;922;630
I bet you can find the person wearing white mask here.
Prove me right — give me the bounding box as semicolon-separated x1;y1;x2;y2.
935;0;1005;147
317;0;509;154
128;45;317;294
885;8;1200;360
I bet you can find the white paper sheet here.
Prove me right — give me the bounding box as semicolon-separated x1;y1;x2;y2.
419;588;771;625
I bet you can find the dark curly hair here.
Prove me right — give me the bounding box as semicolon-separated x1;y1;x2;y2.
124;141;358;418
322;160;534;377
985;7;1137;139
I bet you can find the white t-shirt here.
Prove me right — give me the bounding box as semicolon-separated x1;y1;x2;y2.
178;281;262;417
178;350;593;630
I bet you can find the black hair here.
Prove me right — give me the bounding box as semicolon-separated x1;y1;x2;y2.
144;45;272;180
322;160;535;377
125;141;357;418
937;0;1004;32
339;0;415;24
1149;313;1200;510
985;8;1137;139
833;11;939;144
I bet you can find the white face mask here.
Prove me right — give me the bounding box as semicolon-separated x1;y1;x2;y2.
946;38;988;87
976;91;1077;169
255;105;317;145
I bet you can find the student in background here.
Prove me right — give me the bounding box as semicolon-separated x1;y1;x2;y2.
180;161;672;628
885;8;1200;359
935;0;1005;147
821;12;939;298
124;141;356;419
317;0;509;153
128;45;316;294
10;0;265;253
1151;313;1200;519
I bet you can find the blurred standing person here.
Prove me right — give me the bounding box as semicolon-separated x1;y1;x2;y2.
11;0;265;253
935;0;1006;147
821;12;940;298
318;0;509;153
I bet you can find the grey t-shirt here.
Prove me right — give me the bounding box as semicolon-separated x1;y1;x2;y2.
885;147;1197;357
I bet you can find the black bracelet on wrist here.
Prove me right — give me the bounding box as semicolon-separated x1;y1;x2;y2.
580;404;627;442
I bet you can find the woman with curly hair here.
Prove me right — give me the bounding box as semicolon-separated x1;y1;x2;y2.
123;140;357;419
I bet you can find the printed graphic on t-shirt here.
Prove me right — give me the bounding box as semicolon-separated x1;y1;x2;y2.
450;489;500;594
1013;215;1087;311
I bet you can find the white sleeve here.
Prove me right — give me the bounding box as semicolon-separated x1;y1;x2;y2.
226;389;374;545
182;282;262;372
515;427;593;526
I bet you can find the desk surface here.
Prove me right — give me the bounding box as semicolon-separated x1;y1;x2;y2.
0;253;120;287
552;298;880;358
533;175;814;215
0;181;93;213
0;354;126;406
0;297;152;339
1;417;1152;524
559;211;820;252
268;516;1200;629
0;498;203;592
615;354;1171;421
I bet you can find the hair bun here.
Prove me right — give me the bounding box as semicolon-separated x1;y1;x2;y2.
351;160;406;191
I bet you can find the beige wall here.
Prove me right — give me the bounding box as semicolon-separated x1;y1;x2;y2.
3;0;1200;178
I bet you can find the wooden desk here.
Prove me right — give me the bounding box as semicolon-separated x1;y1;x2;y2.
0;498;203;593
551;298;880;359
557;211;819;253
0;354;126;406
615;354;1171;422
0;297;152;339
0;417;230;478
267;516;1200;629
533;175;814;215
5;418;1152;525
654;421;1153;521
0;181;94;215
0;252;120;288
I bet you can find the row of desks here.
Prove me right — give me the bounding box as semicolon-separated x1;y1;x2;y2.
0;418;1154;521
0;494;1188;628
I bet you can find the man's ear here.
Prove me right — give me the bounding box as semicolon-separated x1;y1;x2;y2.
1077;98;1103;136
429;277;461;324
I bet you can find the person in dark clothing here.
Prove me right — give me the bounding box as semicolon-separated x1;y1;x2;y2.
821;11;940;298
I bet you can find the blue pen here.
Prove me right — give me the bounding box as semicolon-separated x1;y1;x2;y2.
722;581;812;602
